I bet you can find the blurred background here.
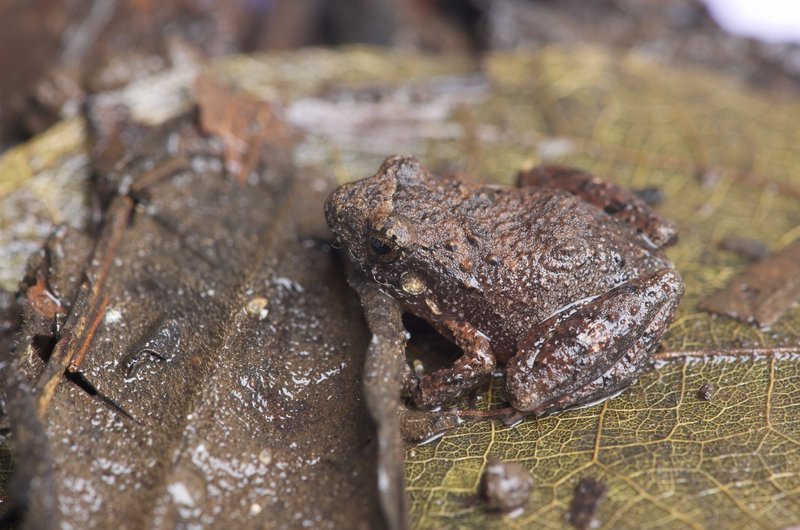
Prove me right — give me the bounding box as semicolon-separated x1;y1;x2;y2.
1;0;799;153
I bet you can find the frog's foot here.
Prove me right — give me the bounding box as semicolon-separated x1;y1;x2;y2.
505;269;684;413
517;165;677;249
404;319;496;409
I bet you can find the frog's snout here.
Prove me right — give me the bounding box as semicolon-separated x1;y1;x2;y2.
325;182;357;234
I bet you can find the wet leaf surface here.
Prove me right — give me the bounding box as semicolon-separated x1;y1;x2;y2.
4;109;385;528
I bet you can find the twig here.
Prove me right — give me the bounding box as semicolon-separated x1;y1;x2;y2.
348;267;410;530
129;155;188;195
34;154;189;418
68;296;109;372
653;347;799;361
35;196;132;418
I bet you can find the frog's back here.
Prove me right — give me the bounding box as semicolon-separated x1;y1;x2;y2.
453;184;672;357
324;155;674;364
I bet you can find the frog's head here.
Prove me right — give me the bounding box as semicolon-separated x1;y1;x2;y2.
325;155;430;289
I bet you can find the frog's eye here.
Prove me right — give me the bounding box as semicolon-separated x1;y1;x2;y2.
367;232;400;263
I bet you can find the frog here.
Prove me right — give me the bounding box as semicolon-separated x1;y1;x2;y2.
325;155;684;415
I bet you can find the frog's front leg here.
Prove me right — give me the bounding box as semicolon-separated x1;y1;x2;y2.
505;269;684;413
517;165;677;249
405;319;496;409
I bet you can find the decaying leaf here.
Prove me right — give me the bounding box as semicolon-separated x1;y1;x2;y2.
25;275;66;321
700;240;800;328
194;74;297;183
4;95;385;529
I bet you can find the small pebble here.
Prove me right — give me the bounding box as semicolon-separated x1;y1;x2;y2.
258;448;272;465
569;477;606;529
718;236;770;262
697;382;714;401
479;458;534;513
246;296;269;320
633;186;664;206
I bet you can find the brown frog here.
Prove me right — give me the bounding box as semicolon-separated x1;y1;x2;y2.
325;156;684;414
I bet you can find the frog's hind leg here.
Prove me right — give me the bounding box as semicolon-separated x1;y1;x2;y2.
405;320;496;409
505;269;684;414
517;165;677;249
